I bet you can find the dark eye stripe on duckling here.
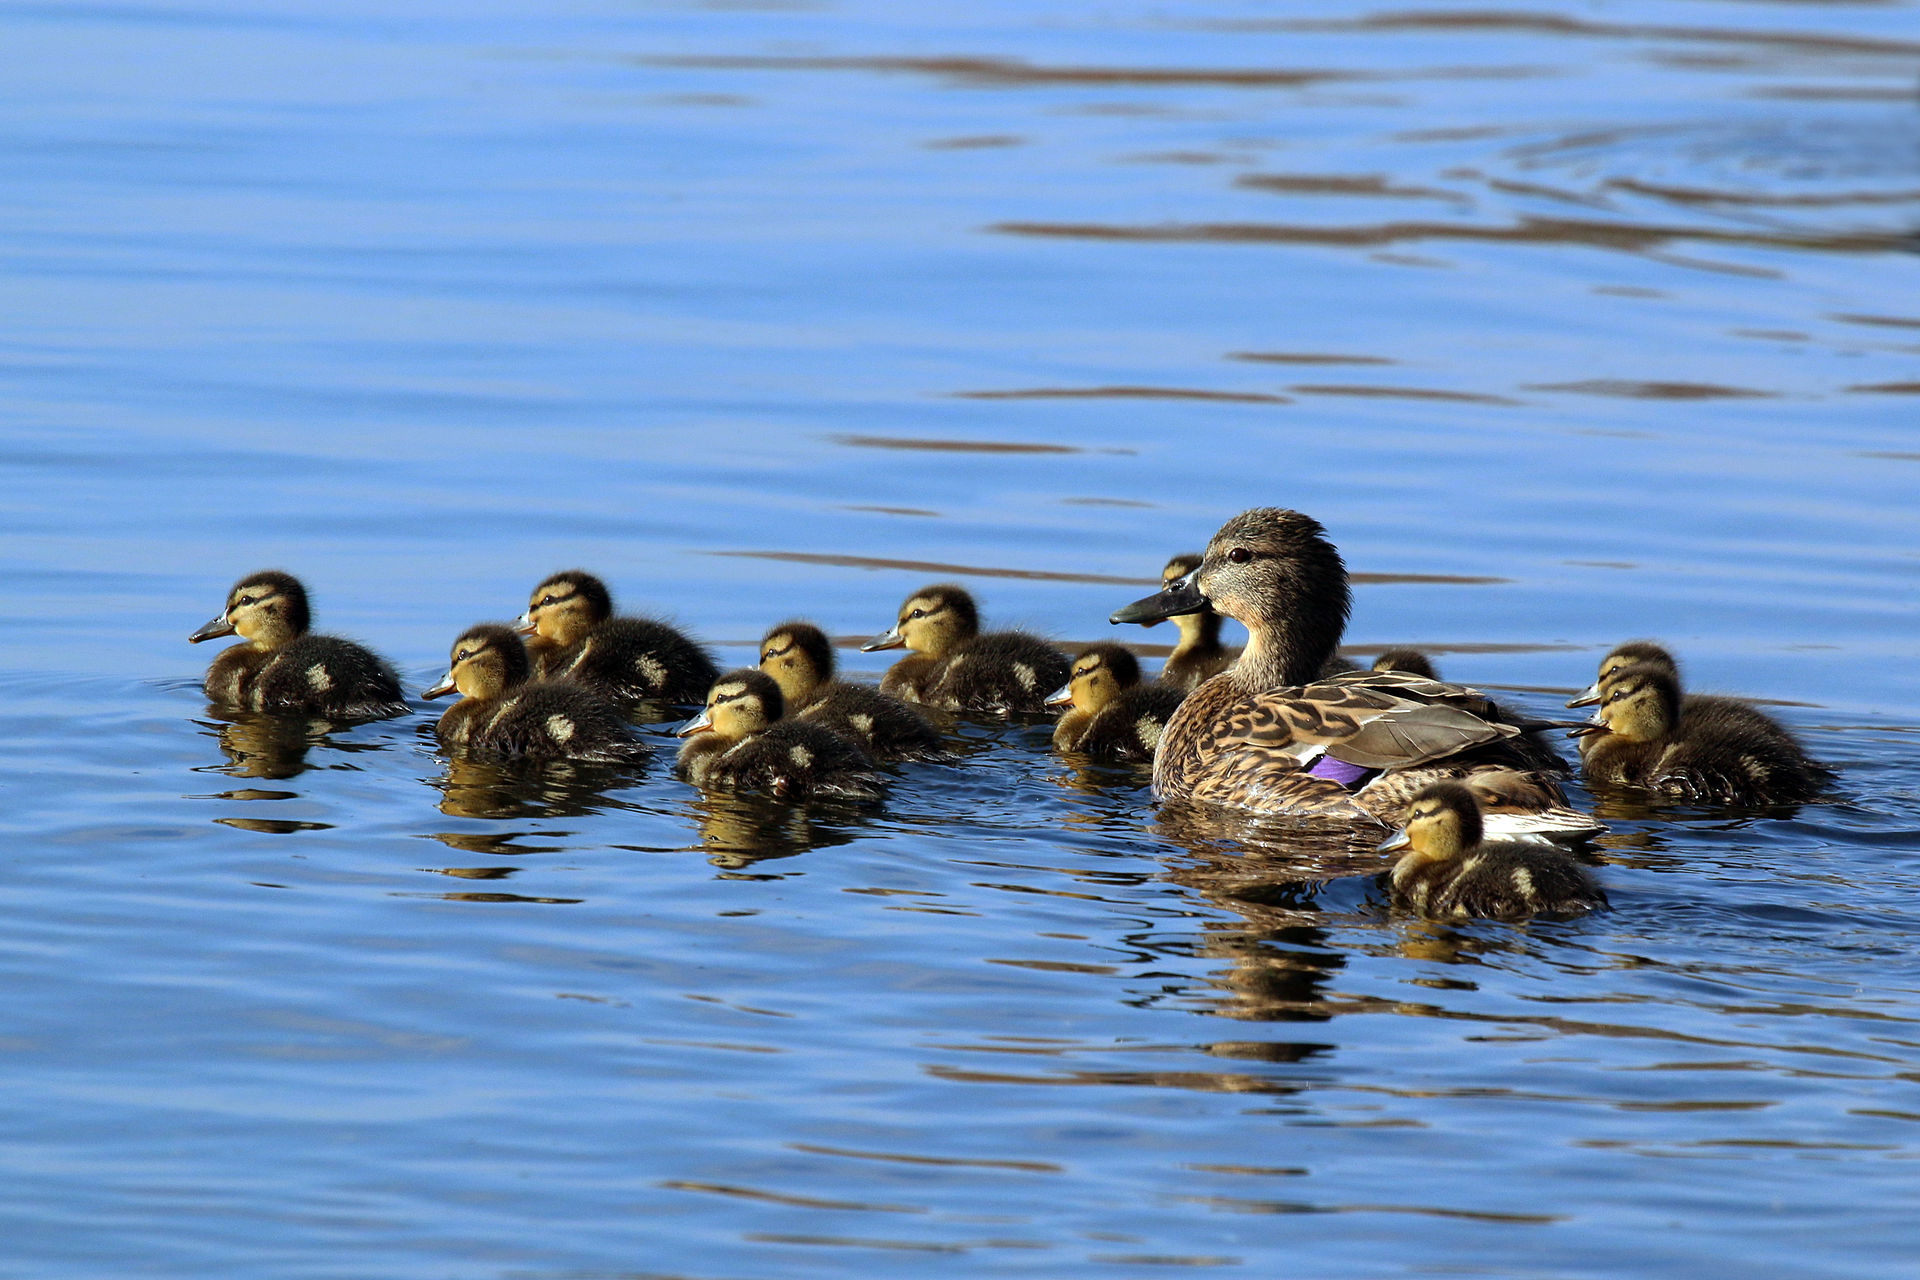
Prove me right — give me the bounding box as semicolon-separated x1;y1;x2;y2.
535;590;579;609
232;587;280;607
713;684;750;703
762;639;795;660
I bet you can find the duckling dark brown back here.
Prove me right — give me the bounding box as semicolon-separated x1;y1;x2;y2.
760;621;943;760
518;569;717;705
1383;782;1607;920
677;669;885;802
423;622;648;764
189;571;406;719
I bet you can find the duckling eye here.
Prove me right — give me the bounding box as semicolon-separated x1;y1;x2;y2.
1227;547;1252;565
455;648;472;662
910;608;926;619
236;595;255;607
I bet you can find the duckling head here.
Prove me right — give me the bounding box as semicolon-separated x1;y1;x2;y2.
1372;648;1438;680
678;668;785;742
189;570;311;649
1568;639;1676;707
861;584;979;658
760;621;835;706
517;570;614;648
1045;642;1143;714
1577;662;1680;743
1378;781;1482;862
423;623;531;701
1111;509;1348;688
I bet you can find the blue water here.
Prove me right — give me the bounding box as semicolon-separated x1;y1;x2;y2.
3;1;1919;1275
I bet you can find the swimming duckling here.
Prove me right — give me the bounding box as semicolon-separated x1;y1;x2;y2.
1569;640;1803;746
1047;642;1187;763
860;584;1070;715
676;669;885;802
189;571;407;719
758;621;944;760
1573;662;1832;805
1380;782;1608;920
1372;648;1439;680
1107;508;1580;835
516;570;717;705
422;623;649;763
1135;554;1232;691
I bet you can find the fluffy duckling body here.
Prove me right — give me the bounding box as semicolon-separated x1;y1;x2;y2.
517;570;717;705
1047;643;1187;763
1108;509;1579;835
1373;648;1439;680
1381;783;1608;920
676;669;885;802
423;624;648;763
1574;663;1831;805
861;584;1069;715
759;621;944;760
190;571;406;719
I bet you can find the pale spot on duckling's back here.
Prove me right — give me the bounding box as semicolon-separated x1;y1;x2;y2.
307;665;332;692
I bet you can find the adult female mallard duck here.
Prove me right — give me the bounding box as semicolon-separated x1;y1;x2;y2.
1380;782;1608;920
189;570;407;719
1572;661;1832;805
422;623;649;763
1108;508;1582;835
758;621;944;760
1046;642;1187;763
860;583;1069;715
676;669;885;802
516;570;717;705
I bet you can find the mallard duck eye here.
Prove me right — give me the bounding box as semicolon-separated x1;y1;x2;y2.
237;595;255;606
455;649;471;662
1227;547;1252;565
910;608;926;619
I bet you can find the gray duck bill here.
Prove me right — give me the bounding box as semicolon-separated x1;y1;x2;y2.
1109;573;1205;625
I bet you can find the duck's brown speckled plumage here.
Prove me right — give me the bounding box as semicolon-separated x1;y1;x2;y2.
1114;509;1575;827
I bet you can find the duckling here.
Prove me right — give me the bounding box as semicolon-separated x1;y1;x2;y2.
676;669;885;802
1380;782;1608;920
758;621;944;760
189;571;407;719
1372;648;1439;680
516;570;717;705
1046;642;1187;763
860;583;1070;715
1569;640;1805;745
422;623;649;763
1107;508;1583;837
1573;662;1832;805
1134;553;1232;691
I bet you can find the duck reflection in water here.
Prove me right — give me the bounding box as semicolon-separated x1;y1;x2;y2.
201;708;334;780
431;755;647;821
684;789;866;871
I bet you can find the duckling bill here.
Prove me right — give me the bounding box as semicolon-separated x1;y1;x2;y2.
190;571;406;720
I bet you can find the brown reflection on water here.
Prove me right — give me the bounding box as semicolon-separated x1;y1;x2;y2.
431;756;645;821
201;710;328;780
922;134;1023;150
1831;312;1920;330
1236;173;1470;204
992;216;1909;256
1527;379;1776;399
645;53;1359;89
1230;10;1920;59
832;433;1087;455
1229;351;1394;366
1847;382;1920;395
684;790;869;871
1289;384;1520;405
954;386;1292;404
1608;178;1920;210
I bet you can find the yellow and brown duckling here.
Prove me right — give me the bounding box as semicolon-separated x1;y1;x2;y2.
1380;782;1608;920
1569;640;1804;746
189;570;407;719
1134;553;1232;692
422;623;649;763
1372;648;1439;679
676;669;885;802
1108;508;1580;836
516;570;717;706
758;621;944;760
860;583;1070;715
1572;662;1832;805
1046;642;1186;763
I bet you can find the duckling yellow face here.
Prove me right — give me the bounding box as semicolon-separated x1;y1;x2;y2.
517;571;612;648
189;571;310;650
678;670;783;742
1046;644;1141;714
861;585;979;658
759;623;833;705
1381;783;1482;863
423;624;529;701
1591;665;1679;743
1569;641;1676;707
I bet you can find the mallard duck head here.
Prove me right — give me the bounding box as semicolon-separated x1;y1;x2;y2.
1110;509;1348;687
1372;648;1438;680
423;623;531;701
760;621;835;705
1379;781;1482;861
861;584;979;658
1568;640;1675;708
678;668;784;741
189;570;310;649
1575;662;1679;743
517;570;614;648
1045;642;1142;713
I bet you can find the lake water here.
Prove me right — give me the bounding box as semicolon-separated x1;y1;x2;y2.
3;0;1919;1274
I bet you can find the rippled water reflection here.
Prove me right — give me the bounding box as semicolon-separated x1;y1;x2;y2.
3;0;1919;1275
